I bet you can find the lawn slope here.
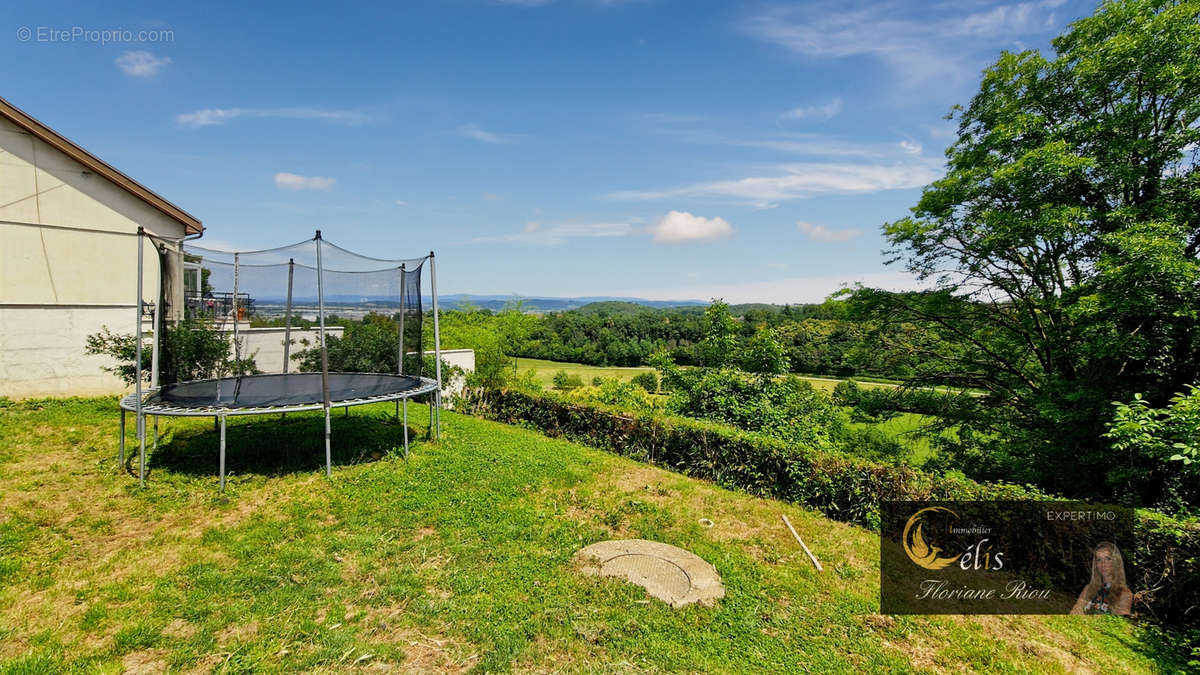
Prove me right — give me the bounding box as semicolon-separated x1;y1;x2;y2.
0;398;1180;673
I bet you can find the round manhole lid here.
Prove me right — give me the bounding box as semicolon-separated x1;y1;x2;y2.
574;539;725;608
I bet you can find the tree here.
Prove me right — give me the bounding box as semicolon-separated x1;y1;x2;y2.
741;325;790;375
855;0;1200;508
697;300;739;367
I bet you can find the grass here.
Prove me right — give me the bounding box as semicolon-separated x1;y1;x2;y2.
516;356;933;394
515;357;656;389
0;396;1186;672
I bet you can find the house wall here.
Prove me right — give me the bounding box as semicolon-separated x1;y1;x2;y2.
0;114;189;398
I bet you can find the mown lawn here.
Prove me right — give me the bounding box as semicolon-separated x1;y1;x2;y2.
0;397;1183;673
514;358;656;389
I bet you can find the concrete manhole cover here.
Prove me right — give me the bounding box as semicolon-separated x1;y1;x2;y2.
574;539;725;608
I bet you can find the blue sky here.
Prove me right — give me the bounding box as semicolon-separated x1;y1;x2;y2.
5;0;1096;302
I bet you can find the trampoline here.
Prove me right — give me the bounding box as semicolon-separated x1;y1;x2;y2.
121;230;445;490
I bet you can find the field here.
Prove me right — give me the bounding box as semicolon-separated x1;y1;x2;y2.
0;397;1182;672
515;357;903;394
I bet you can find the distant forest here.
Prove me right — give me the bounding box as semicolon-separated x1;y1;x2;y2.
504;300;916;380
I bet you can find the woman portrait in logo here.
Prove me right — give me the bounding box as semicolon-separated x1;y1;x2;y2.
1070;542;1132;616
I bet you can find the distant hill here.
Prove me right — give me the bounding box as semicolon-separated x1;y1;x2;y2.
436;295;709;312
260;295;811;315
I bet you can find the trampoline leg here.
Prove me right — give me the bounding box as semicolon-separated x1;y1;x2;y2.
403;399;409;458
214;416;219;432
395;400;399;422
153;416;159;451
324;407;332;478
219;415;226;493
344;405;349;417
119;409;126;466
138;412;146;488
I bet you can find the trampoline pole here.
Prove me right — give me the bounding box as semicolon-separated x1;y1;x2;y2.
324;408;332;478
316;231;332;478
281;259;295;422
283;259;294;374
136;227;145;487
219;415;226;492
139;423;146;487
430;251;442;440
232;253;241;374
403;399;409;458
398;263;406;377
119;409;125;465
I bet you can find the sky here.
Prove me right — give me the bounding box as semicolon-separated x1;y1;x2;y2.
4;0;1098;303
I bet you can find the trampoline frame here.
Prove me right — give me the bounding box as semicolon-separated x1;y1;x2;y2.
118;374;439;490
124;229;444;491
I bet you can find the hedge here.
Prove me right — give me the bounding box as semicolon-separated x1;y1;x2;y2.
462;387;1200;626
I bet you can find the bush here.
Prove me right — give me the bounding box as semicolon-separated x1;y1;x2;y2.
565;379;659;413
631;372;658;393
460;387;1200;626
663;368;846;451
552;370;584;391
85;315;257;385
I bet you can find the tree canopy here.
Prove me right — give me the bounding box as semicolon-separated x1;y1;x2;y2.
853;0;1200;509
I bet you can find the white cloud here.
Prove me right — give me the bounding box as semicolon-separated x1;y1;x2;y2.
457;124;515;145
176;107;369;128
899;139;922;154
741;2;1058;86
274;172;336;191
609;161;941;208
115;51;171;78
796;220;863;243
649;211;733;243
615;271;927;304
649;126;926;160
780;97;843;121
395;200;409;206
472;221;634;245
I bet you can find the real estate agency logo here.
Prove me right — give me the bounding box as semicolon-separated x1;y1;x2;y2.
902;506;1004;572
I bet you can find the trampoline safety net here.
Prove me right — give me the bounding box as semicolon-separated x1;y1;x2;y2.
175;233;431;407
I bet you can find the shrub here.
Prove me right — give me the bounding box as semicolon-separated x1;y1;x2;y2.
85;315;257;385
552;370;583;390
631;372;658;393
663;368;846;451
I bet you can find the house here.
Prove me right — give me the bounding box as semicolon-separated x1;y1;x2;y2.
0;95;202;398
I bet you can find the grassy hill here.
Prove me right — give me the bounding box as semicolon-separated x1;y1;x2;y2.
0;398;1182;672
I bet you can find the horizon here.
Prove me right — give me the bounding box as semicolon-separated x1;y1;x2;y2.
5;0;1098;303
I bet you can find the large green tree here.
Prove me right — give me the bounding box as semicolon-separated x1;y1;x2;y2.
855;0;1200;509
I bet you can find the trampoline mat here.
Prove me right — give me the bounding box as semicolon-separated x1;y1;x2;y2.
147;372;424;409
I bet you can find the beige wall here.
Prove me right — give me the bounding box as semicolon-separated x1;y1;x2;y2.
0;115;190;398
0;307;143;398
231;326;346;374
